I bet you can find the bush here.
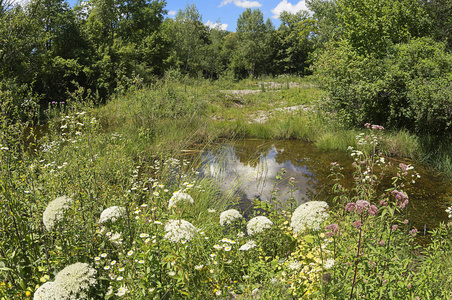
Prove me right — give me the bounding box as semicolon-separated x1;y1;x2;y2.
314;37;452;136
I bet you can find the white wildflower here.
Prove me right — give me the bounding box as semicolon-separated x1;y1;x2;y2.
33;282;56;300
219;209;242;226
288;261;301;270
99;206;125;224
195;264;204;270
164;219;197;243
168;191;194;208
324;258;335;270
43;196;73;231
116;286;128;297
247;216;273;235
51;262;97;299
239;240;257;251
291;201;329;233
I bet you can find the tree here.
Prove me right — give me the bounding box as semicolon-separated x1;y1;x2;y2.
336;0;429;56
234;8;273;78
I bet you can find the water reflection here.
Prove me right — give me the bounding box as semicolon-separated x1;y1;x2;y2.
202;139;452;231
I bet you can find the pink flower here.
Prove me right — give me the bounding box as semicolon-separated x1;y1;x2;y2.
353;220;362;229
409;228;418;237
379;240;385;246
345;203;355;212
364;123;371;129
403;219;409;225
369;205;378;216
355;200;370;214
392;225;398;231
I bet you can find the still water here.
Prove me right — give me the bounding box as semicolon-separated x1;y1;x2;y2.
201;139;452;231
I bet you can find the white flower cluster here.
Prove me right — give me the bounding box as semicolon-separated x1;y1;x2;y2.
239;240;257;251
323;258;335;270
168;191;194;209
219;209;242;226
43;196;73;231
446;206;452;219
164;219;197;243
34;262;97;300
247;216;273;235
291;201;329;233
99;206;125;224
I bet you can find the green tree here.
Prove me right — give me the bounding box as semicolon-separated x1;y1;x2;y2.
336;0;429;56
234;8;273;78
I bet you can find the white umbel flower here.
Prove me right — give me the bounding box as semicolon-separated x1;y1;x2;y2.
34;282;56;300
219;209;242;226
323;258;335;270
247;216;273;235
168;191;194;209
291;201;329;233
99;206;125;224
43;196;73;231
164;219;197;243
239;240;257;251
51;262;97;299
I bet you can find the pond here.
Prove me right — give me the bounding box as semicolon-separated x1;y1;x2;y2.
201;139;452;233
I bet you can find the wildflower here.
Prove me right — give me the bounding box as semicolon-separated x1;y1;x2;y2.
208;208;216;213
325;223;339;237
195;265;204;270
379;240;385;246
409;229;418;237
324;259;335;269
116;286;128;297
140;233;149;238
104;266;110;270
127;250;134;256
164;219;197;243
43;196;73;231
224;246;232;251
168;271;176;276
355;200;371;214
100;253;107;258
237;232;245;238
239;240;257;251
109;232;122;243
288;261;301;270
111;260;116;265
213;244;222;250
99;206;125;224
33;282;55;300
219;209;243;226
119;268;125;272
138;260;144;264
210;253;217;258
291;201;329;233
247;216;273;235
353;220;362;229
117;277;123;281
154;221;162;225
168;191;194;209
49;262;97;299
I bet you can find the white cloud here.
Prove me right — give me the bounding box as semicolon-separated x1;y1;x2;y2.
271;0;308;19
168;10;176;16
205;20;229;31
219;0;262;9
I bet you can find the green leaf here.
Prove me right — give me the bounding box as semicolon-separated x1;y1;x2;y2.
305;235;314;244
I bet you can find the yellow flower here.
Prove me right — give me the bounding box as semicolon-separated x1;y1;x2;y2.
25;291;31;297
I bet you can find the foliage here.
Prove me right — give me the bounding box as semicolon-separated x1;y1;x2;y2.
313;37;452;136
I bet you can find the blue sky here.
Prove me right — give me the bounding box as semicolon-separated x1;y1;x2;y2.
166;0;310;32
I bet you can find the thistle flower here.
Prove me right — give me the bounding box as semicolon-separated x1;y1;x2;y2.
43;196;73;231
290;201;329;233
219;209;242;226
164;219;197;243
247;216;273;235
168;191;194;209
99;206;125;224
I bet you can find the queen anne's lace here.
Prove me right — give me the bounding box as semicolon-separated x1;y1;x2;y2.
43;196;72;231
99;206;125;224
34;263;97;300
291;201;329;233
164;219;197;243
168;191;194;209
239;240;257;251
219;209;242;226
247;216;273;235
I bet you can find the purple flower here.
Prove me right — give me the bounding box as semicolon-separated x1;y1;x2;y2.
353;220;362;229
51;101;56;104
371;124;384;130
392;225;398;231
364;123;371;129
60;101;65;104
409;228;418;237
369;205;378;216
379;240;385;246
355;200;370;214
403;219;409;225
345;203;355;212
